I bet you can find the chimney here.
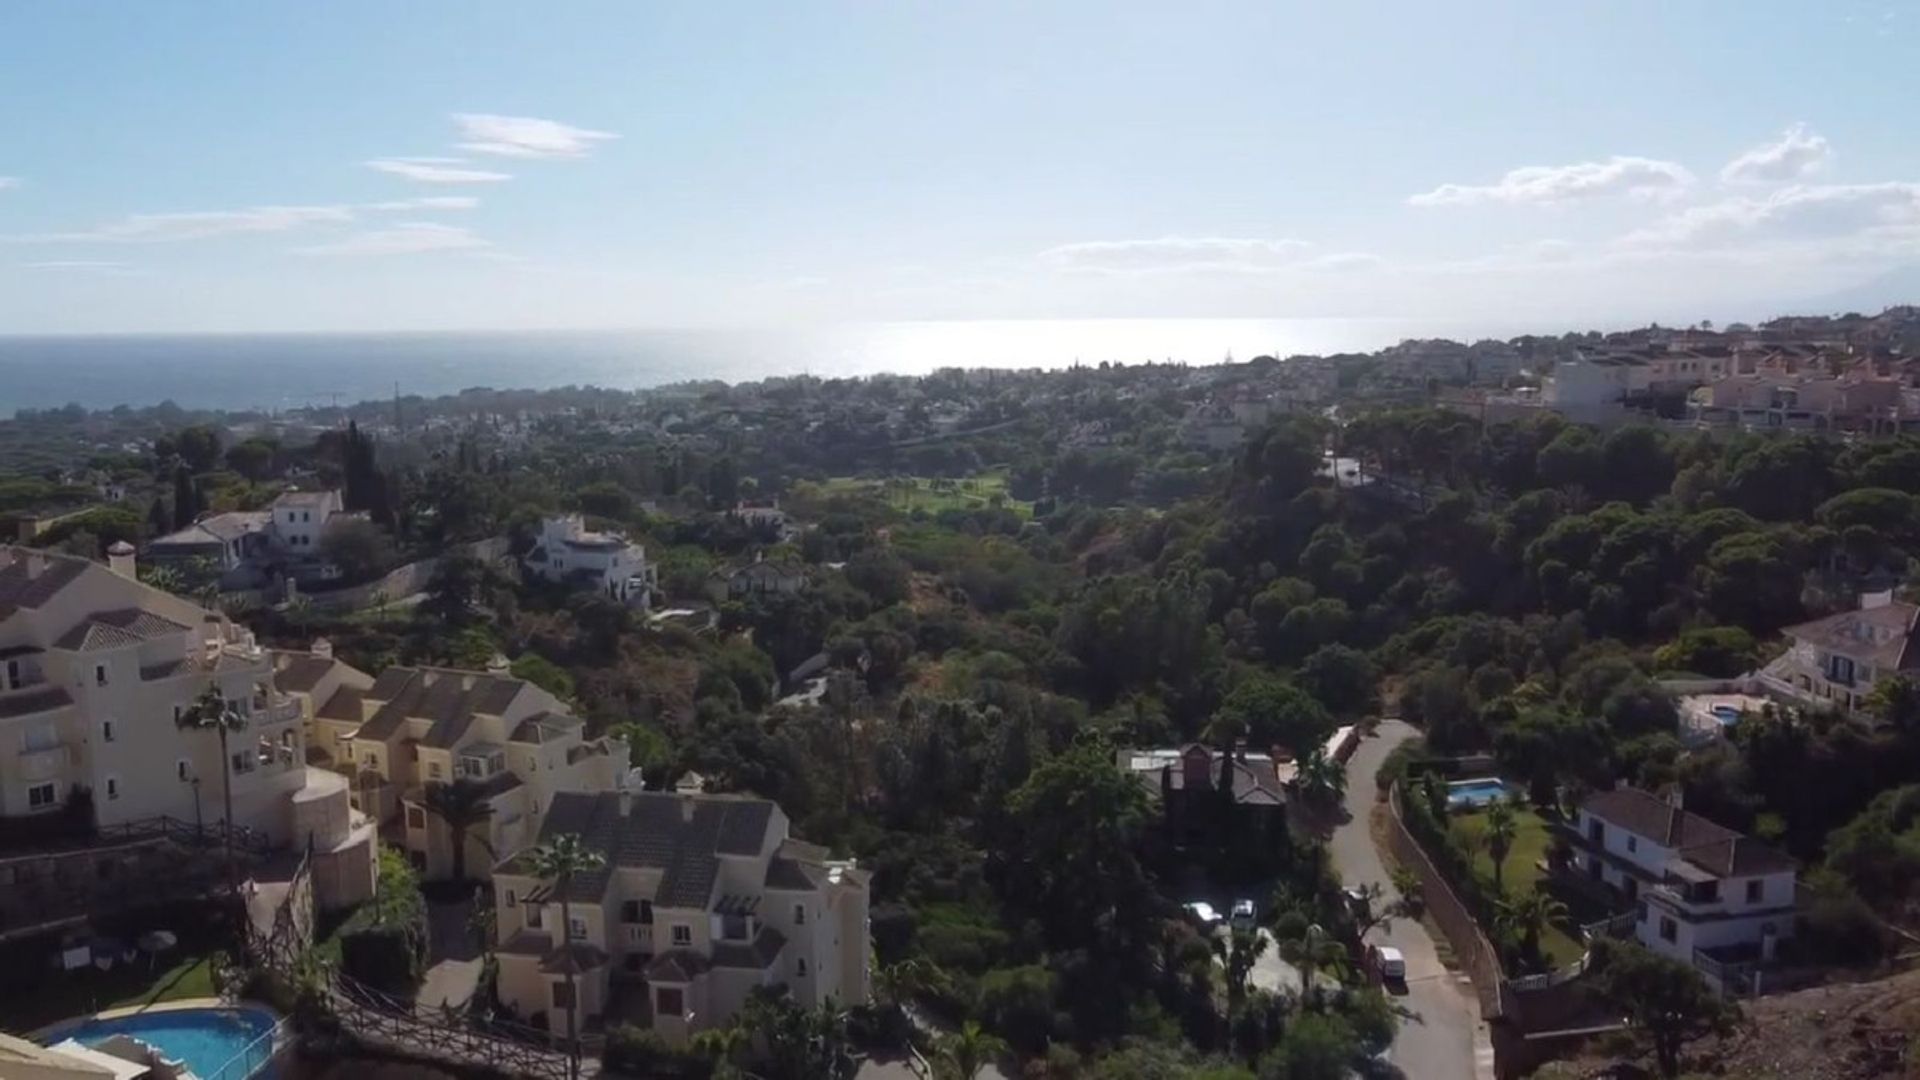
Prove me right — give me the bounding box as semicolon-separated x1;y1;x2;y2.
310;637;334;660
619;788;632;816
107;541;137;579
21;554;44;580
487;652;511;676
680;796;696;824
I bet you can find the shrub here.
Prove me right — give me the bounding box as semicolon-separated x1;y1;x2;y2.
337;846;426;993
601;1024;710;1078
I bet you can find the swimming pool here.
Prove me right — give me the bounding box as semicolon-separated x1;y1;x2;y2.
55;1006;278;1080
1447;777;1519;808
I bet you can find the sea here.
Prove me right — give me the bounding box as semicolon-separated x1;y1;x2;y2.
0;317;1517;414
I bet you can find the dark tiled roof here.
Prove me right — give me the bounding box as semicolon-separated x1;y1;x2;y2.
95;607;190;638
272;652;339;694
54;620;147;652
316;686;364;722
1782;600;1920;671
141;658;193;680
711;927;787;969
764;857;822;891
272;490;337;508
645;949;712;982
0;644;43;660
0;552;90;619
1582;787;1797;878
0;684;72;718
514;791;779;910
355;667;536;748
1149;745;1288;806
510;712;582;745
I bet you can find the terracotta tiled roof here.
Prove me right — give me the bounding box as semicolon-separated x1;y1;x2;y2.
1582;787;1797;878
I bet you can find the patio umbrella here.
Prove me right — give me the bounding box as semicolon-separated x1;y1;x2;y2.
138;930;178;969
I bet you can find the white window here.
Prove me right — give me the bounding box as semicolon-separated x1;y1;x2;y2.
102;720;115;743
27;782;57;810
568;916;588;941
671;924;692;947
105;776;120;801
794;903;807;926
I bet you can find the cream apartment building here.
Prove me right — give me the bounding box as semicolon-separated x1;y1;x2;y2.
490;789;870;1045
274;643;630;880
0;545;376;908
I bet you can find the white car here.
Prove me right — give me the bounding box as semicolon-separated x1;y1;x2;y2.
1230;899;1257;930
1183;901;1222;927
1370;944;1406;982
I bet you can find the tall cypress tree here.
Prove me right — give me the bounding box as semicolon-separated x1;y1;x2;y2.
171;464;199;527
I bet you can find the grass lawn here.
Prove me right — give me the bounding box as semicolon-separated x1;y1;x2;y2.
812;472;1034;518
8;951;217;1033
1451;807;1586;969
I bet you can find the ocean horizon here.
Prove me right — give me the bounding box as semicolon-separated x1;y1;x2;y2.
0;317;1526;414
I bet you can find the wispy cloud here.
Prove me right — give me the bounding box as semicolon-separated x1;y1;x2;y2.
364;196;481;212
292;222;491;257
1720;123;1832;184
1039;236;1314;275
453;113;618;159
14;205;357;243
20;260;132;271
0;177;20;191
367;158;512;184
1619;182;1920;250
1408;156;1694;206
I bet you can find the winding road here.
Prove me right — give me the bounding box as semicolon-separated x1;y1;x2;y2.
1332;719;1492;1080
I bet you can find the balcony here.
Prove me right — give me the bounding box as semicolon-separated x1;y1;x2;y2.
259;699;302;725
19;743;71;782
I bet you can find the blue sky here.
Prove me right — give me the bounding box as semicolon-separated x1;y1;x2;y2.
1;0;1916;333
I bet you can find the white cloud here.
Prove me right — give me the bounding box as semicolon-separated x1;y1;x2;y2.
363;196;481;212
292;222;491;257
1720;124;1832;183
367;158;512;184
453;114;618;159
1299;252;1385;273
1408;156;1694;206
1620;182;1920;249
0;177;19;191
1038;236;1314;275
20;260;131;270
16;205;356;243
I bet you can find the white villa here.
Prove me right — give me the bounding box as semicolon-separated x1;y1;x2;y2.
1560;786;1797;990
525;515;653;607
145;488;364;585
0;546;376;909
1760;590;1918;719
490;789;870;1046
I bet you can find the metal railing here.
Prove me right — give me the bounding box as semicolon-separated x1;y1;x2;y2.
203;1017;289;1080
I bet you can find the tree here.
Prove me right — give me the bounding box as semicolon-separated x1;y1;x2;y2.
1588;941;1738;1078
1211;675;1335;758
224;438;278;482
172;425;224;472
933;1020;1008;1080
1866;675;1920;734
1299;644;1379;717
1495;890;1568;968
421;779;495;884
1483;799;1519;896
1275;922;1343;1006
320;517;394;584
1214;927;1268;1008
176;686;247;896
690;1023;751;1080
525;833;608;1080
740;990;858;1080
1000;739;1153;953
1292;746;1347;807
172;463;201;528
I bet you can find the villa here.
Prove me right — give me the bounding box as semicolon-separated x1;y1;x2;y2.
1555;785;1797;991
524;515;654;607
1760;590;1918;718
145;488;366;587
490;789;870;1045
0;545;376;912
273;641;631;881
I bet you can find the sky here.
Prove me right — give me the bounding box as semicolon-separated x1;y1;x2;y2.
1;0;1917;335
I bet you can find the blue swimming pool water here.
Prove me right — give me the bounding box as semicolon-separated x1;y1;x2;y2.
58;1007;277;1079
1447;778;1518;808
1711;705;1742;726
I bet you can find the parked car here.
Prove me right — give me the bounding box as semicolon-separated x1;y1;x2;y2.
1368;944;1406;983
1229;899;1257;931
1183;901;1222;928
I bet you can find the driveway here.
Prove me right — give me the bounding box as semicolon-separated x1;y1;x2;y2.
1332;720;1490;1080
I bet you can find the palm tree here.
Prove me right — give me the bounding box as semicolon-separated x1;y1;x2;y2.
872;955;929;1043
1212;927;1268;1008
1496;890;1569;969
934;1021;1008;1080
176;685;247;896
421;778;495;883
1276;923;1344;1007
525;833;607;1080
1294;746;1347;806
1483;798;1519;896
690;1023;751;1080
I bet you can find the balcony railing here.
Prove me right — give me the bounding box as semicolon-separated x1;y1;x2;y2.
260;699;302;724
19;744;71;782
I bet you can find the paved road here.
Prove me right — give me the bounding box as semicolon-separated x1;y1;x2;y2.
1332;720;1489;1080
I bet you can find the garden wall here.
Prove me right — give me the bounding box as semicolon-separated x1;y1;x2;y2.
1384;782;1505;1019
